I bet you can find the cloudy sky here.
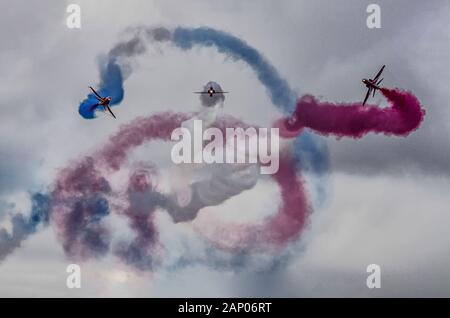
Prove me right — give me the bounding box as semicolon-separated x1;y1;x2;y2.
0;0;450;297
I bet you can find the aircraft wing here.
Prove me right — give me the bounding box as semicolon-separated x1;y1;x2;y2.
216;91;229;94
363;88;371;106
373;65;385;81
105;105;116;119
89;86;104;100
194;92;210;94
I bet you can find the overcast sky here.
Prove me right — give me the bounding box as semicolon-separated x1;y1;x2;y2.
0;0;450;297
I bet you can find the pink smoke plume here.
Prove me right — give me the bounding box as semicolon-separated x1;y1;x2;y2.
274;88;425;139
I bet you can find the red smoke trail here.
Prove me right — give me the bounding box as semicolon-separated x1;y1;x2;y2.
275;88;425;139
99;112;191;171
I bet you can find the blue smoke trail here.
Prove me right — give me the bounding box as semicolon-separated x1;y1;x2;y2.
173;27;297;114
79;60;124;119
0;193;49;261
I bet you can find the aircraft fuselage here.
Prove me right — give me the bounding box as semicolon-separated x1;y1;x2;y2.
99;97;112;106
362;79;380;90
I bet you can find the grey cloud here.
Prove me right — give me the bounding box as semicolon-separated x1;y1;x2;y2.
0;0;449;297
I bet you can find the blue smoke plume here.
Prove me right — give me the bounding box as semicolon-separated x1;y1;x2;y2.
79;59;124;119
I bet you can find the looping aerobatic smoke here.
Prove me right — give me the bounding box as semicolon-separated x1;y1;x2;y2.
77;26;329;184
0;26;425;272
47;113;311;269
